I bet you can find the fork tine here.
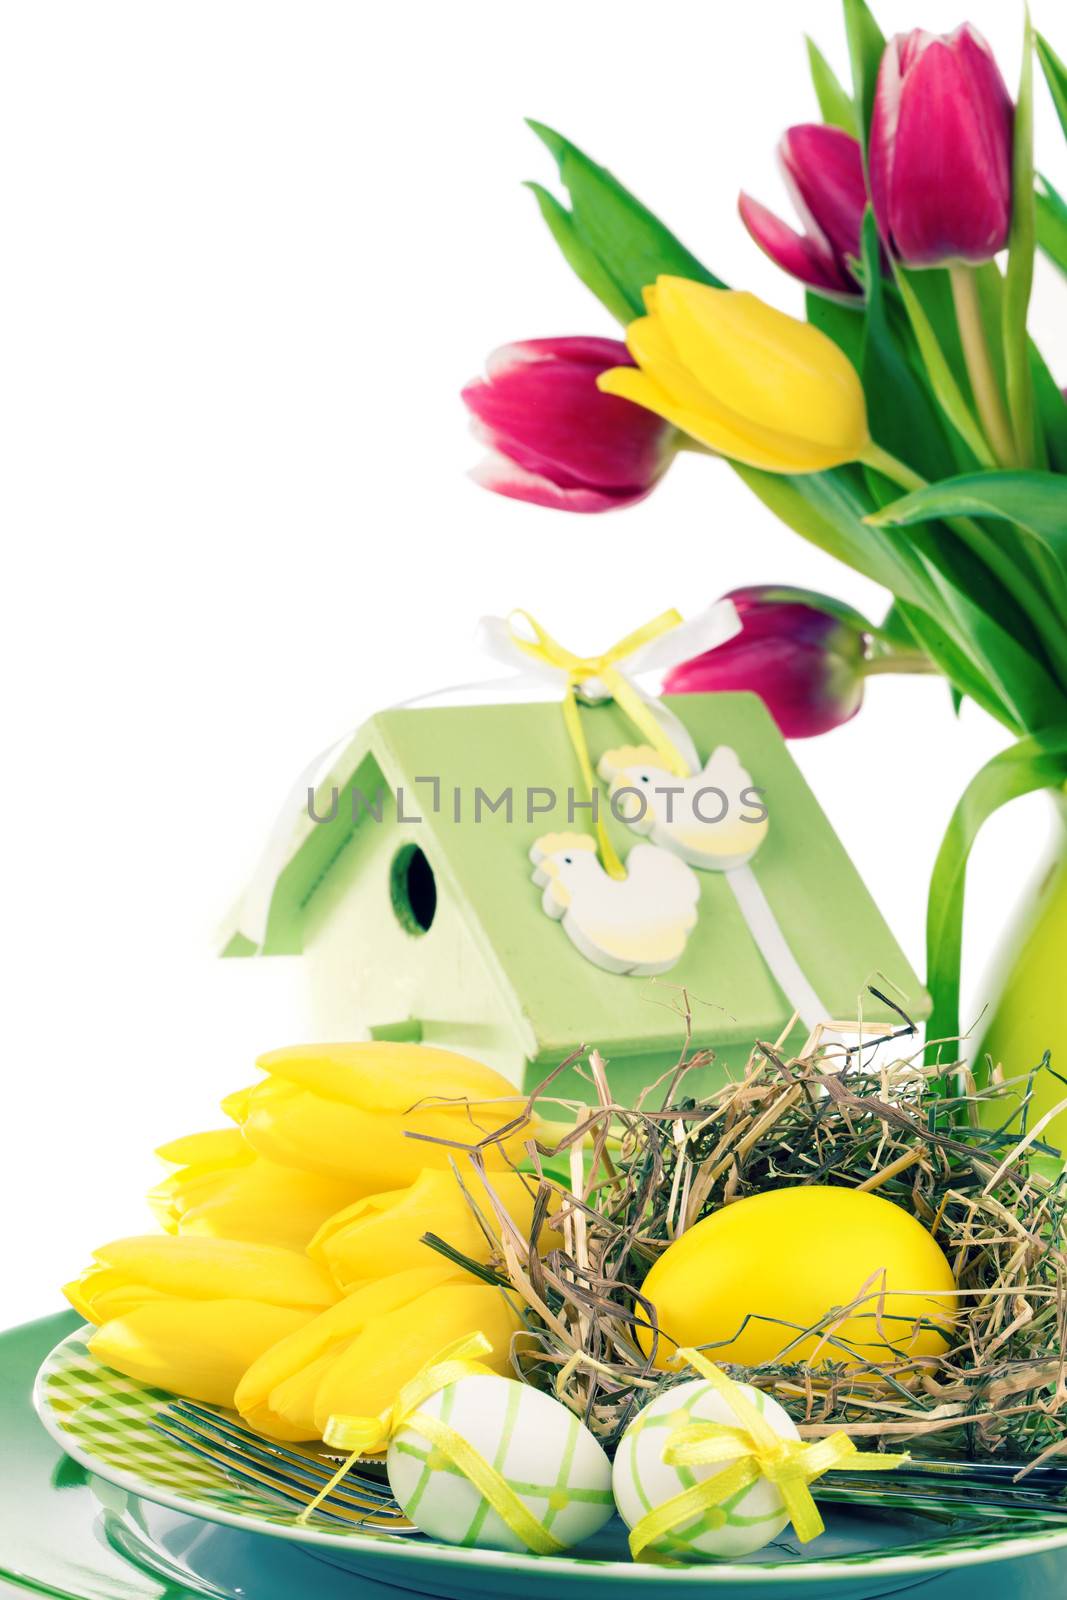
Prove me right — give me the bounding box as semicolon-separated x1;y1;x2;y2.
158;1416;398;1516
172;1402;351;1471
151;1421;377;1526
168;1404;393;1499
153;1415;409;1530
821;1462;1067;1502
816;1481;1067;1522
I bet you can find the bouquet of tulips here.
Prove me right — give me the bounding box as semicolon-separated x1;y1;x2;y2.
464;4;1067;1053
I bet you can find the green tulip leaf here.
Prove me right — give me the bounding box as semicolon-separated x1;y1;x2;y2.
901;270;970;387
925;732;1067;1059
898;533;1065;735
842;0;886;146
915;572;1065;734
1036;33;1067;142
859;440;1067;726
877;599;920;649
730;465;997;702
894;269;997;467
1031;331;1067;474
862;494;1050;715
1036;174;1067;277
1003;11;1038;468
879;600;979;719
805;36;860;135
526;121;724;321
981;231;1065;471
868;472;1067;569
876;280;975;476
868;473;1067;696
733;463;1057;734
732;462;919;602
524;182;635;326
806;291;866;369
859;211;958;482
972;253;1062;472
892;602;1018;732
858;233;1049;698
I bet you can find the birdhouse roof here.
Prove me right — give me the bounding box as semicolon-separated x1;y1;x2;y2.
225;693;928;1062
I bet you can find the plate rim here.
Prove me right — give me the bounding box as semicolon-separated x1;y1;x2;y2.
33;1326;1067;1588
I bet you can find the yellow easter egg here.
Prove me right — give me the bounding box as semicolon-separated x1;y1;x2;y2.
639;1185;956;1369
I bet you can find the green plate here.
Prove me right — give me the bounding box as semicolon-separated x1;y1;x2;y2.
9;1312;1067;1600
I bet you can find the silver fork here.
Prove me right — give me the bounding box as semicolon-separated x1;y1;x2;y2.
152;1400;411;1531
818;1458;1067;1522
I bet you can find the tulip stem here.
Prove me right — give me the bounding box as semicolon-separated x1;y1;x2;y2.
948;265;1017;468
861;652;940;677
859;443;926;495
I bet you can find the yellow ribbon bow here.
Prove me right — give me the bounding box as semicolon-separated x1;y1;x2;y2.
628;1348;910;1562
509;608;692;879
298;1331;567;1555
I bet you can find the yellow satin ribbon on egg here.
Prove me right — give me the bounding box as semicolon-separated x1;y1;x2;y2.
628;1348;910;1562
508;608;691;879
297;1331;567;1556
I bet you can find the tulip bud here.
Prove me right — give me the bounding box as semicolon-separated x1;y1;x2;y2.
869;25;1014;268
150;1129;359;1252
463;336;676;512
65;1235;338;1407
663;587;870;739
235;1264;520;1442
598;279;869;474
309;1167;561;1294
739;124;868;297
222;1042;530;1192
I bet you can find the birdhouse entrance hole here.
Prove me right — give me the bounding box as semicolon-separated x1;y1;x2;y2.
390;844;437;935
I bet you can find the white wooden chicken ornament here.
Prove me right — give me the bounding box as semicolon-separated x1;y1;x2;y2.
598;742;827;1029
530;833;699;976
597;744;768;869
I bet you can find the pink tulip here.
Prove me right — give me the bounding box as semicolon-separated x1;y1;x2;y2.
739;124;868;297
462;337;676;513
869;25;1013;268
663;587;869;739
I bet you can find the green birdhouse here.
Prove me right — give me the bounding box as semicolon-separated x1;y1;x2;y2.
224;693;928;1103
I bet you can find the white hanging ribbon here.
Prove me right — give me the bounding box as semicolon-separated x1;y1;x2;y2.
725;864;829;1032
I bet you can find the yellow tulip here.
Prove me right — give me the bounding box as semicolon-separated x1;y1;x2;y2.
67;1235;338;1319
151;1129;358;1251
597;278;870;473
64;1235;338;1408
308;1167;560;1294
85;1301;313;1408
222;1042;528;1191
156;1129;249;1168
235;1263;521;1442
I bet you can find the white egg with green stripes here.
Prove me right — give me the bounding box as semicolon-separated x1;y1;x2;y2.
387;1373;614;1553
613;1377;801;1560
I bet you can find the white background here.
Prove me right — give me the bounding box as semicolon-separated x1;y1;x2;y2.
2;0;1065;1327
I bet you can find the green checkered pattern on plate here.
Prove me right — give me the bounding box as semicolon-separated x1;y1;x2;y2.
38;1329;404;1540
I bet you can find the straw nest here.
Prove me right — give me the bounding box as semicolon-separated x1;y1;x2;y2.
423;999;1067;1469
